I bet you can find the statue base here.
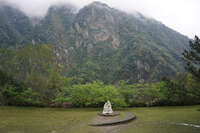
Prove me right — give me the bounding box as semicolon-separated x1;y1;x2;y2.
98;112;120;117
89;112;136;126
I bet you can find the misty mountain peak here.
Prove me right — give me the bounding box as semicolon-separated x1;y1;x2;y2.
48;3;77;15
89;1;110;9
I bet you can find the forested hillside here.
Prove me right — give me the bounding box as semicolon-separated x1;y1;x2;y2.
0;1;189;83
1;1;200;107
0;4;33;48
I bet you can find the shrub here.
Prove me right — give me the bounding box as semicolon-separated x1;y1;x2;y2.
1;85;19;105
53;87;71;107
15;88;42;106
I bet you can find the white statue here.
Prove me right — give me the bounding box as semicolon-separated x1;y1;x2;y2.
102;100;113;114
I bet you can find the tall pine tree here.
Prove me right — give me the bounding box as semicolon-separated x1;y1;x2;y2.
183;36;200;80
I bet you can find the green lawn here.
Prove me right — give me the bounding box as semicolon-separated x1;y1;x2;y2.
0;106;199;133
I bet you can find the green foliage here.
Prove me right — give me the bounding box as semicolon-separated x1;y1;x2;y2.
1;85;19;105
161;74;200;105
183;35;200;81
53;87;72;107
0;44;69;106
70;81;126;108
15;88;42;106
0;69;12;87
1;85;42;106
117;80;134;106
118;81;163;107
52;76;74;107
0;44;64;101
117;76;200;107
53;92;69;106
131;83;162;106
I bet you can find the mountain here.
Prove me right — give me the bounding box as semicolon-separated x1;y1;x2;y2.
0;3;33;48
32;4;76;46
0;1;190;83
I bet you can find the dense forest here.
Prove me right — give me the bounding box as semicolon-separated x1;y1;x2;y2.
0;2;199;107
0;38;199;108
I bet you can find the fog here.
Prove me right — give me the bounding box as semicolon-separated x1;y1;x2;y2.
0;0;199;38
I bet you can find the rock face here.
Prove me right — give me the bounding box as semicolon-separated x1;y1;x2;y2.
73;2;120;49
0;1;190;83
103;101;113;114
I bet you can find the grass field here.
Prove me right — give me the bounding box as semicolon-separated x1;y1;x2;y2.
0;105;200;133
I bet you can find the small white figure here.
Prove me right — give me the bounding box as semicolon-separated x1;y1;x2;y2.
102;100;113;114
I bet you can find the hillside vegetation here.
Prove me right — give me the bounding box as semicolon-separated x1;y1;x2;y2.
0;2;189;83
1;2;199;107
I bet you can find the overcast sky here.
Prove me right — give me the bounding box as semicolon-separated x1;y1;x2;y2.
1;0;199;38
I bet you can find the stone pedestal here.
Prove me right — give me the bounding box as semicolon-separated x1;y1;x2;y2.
89;100;136;126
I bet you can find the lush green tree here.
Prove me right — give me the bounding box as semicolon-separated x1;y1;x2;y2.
52;77;73;107
53;87;71;107
130;83;162;107
0;44;66;105
0;48;15;73
183;36;200;80
161;74;200;105
1;85;42;106
1;85;18;105
0;69;12;87
117;80;134;106
70;81;126;108
12;45;62;101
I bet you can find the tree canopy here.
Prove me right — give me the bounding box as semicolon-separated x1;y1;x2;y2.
183;35;200;80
